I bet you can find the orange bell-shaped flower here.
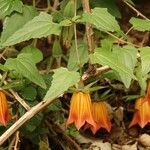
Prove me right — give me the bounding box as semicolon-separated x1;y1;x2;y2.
129;97;150;128
88;101;111;134
0;91;10;126
66;92;96;130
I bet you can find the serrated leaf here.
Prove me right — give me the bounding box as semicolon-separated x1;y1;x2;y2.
90;48;136;88
21;45;43;63
81;7;120;32
1;5;38;44
130;17;150;31
90;0;121;18
0;0;23;19
4;53;46;89
112;45;137;87
44;67;80;100
139;47;150;76
67;42;89;71
1;12;61;48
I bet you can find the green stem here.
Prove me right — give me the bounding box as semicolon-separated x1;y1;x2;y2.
33;0;35;7
73;0;82;74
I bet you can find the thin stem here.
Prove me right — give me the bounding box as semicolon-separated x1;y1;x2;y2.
10;90;31;111
0;74;31;111
0;95;60;145
73;0;81;68
33;0;36;7
123;0;149;20
14;131;20;150
119;26;134;41
47;0;51;8
105;31;140;48
82;0;95;53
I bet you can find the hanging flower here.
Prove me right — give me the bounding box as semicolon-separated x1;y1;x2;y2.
66;91;96;130
88;101;111;134
129;97;150;128
0;91;10;126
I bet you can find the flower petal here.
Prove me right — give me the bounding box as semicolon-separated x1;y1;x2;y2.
0;91;10;126
130;98;150;128
67;92;95;130
89;102;111;134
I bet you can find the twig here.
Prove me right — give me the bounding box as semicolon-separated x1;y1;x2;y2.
82;65;110;81
119;26;134;41
10;90;31;111
123;0;149;20
52;0;60;10
0;64;111;146
8;134;16;150
14;131;20;150
0;74;30;111
82;0;95;52
96;65;110;73
46;118;81;150
0;47;9;61
32;0;35;7
105;31;140;48
0;95;59;145
46;119;81;150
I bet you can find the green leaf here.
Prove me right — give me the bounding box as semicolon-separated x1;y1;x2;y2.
81;7;120;32
90;47;137;88
23;113;43;132
135;63;147;94
102;70;121;81
0;64;8;71
101;38;114;51
67;42;89;71
63;0;74;18
46;99;62;111
1;5;38;44
0;0;23;19
20;86;37;101
112;45;137;87
2;80;25;90
89;0;121;18
44;67;80;100
21;45;43;63
1;12;61;48
60;19;72;26
130;17;150;31
52;40;62;58
37;74;53;99
4;53;46;89
139;47;150;76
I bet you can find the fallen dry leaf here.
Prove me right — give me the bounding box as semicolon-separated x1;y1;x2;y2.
88;141;112;150
122;142;137;150
139;134;150;147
